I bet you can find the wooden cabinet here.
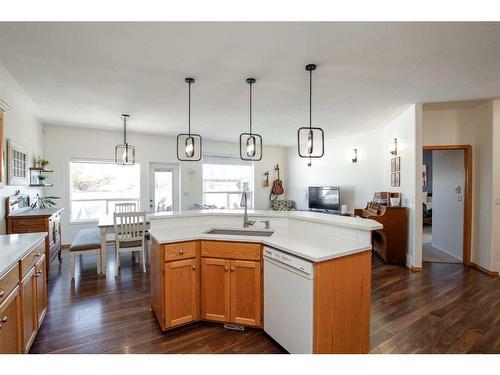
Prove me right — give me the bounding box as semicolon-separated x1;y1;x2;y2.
0;234;48;354
201;258;230;322
200;241;262;328
230;260;261;327
0;286;22;354
6;207;64;275
20;266;38;353
151;239;263;331
35;256;47;325
164;258;199;328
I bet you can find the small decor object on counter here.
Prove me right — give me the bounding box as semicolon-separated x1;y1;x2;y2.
30;194;60;209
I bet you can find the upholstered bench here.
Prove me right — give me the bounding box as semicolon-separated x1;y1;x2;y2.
69;228;102;279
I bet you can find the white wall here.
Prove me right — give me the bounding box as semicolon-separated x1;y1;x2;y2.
0;61;44;234
42;124;286;243
423;100;494;271
383;105;421;268
432;150;464;260
491;99;500;273
286;129;384;213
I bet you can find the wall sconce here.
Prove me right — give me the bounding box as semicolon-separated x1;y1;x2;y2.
389;138;398;156
351;148;358;163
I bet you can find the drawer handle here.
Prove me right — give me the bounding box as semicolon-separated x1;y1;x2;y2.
178;249;184;255
0;316;7;323
0;290;4;298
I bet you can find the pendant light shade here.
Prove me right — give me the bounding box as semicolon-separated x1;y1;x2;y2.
297;64;325;166
177;77;202;161
115;114;136;165
240;78;262;161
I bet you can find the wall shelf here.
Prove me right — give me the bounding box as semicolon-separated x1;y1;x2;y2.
29;183;54;187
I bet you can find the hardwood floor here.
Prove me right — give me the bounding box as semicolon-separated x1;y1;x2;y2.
30;248;500;354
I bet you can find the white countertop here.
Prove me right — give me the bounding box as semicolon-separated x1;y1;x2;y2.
149;209;382;231
0;233;47;277
150;224;372;263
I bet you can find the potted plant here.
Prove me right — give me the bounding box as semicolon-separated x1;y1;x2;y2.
37;175;47;184
40;159;50;169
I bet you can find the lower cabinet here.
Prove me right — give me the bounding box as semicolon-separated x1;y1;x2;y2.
201;258;261;327
164;258;199;328
0;286;22;354
201;258;231;322
152;239;263;331
35;256;47;325
20;266;38;353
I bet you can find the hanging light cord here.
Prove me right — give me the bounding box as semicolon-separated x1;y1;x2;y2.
309;68;312;130
188;81;191;136
249;81;253;135
123;115;127;145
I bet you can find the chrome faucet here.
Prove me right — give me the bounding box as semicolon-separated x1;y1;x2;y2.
240;191;255;228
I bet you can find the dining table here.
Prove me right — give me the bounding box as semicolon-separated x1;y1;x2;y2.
97;215;151;276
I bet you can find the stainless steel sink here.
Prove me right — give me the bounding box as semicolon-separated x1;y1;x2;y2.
205;228;274;237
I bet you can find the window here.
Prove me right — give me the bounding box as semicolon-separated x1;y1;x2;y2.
202;155;254;209
70;160;140;222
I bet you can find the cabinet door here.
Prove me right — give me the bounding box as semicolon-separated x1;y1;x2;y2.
20;267;38;353
164;258;198;328
230;260;261;327
0;286;22;354
35;256;47;326
201;258;230;322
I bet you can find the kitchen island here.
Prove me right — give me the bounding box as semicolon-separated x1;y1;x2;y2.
149;210;382;354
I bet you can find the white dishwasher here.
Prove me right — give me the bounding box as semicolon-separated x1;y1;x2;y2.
263;246;314;354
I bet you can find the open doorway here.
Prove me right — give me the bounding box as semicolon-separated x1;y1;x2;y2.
422;145;472;265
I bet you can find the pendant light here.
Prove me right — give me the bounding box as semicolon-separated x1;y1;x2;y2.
297;64;324;166
240;78;262;161
177;77;202;161
115;114;135;165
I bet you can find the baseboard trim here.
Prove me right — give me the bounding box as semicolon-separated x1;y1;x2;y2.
470;262;499;277
410;266;423;272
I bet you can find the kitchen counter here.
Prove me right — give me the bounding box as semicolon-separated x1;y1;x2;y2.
7;207;63;218
149;209;382;231
149;210;381;262
0;233;47;277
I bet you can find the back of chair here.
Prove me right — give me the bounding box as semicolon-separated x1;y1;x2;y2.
114;211;146;243
115;202;137;213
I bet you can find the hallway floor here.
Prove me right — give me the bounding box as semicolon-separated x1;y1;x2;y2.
422;225;462;264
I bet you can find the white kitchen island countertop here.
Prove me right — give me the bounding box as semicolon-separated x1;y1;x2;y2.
149;210;381;262
0;233;47;277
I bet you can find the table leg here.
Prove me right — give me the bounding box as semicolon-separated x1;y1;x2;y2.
100;228;107;276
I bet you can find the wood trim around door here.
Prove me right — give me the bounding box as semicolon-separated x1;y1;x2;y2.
423;145;472;266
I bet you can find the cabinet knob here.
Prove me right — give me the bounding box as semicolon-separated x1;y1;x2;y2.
0;316;7;323
230;267;235;272
0;290;4;298
192;265;196;270
224;267;229;272
178;249;184;255
35;253;41;257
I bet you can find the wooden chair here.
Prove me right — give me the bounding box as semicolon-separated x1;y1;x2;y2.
113;211;147;277
115;202;137;213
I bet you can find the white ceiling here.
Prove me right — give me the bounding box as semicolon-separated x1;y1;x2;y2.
1;22;500;146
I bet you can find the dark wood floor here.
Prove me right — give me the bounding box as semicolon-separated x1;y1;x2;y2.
30;248;500;354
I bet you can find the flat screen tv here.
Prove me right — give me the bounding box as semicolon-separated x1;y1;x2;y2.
308;186;341;211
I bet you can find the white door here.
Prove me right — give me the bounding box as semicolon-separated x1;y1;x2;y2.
432;150;464;260
149;163;179;213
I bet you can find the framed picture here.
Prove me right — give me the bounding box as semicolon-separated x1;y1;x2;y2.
391;172;396;187
422;164;428;186
395;172;400;187
7;139;29;186
395;156;401;172
0;112;3;187
391;157;396;172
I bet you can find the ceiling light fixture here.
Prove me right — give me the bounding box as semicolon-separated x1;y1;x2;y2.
297;64;324;166
114;114;135;165
240;78;262;161
177;77;202;161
